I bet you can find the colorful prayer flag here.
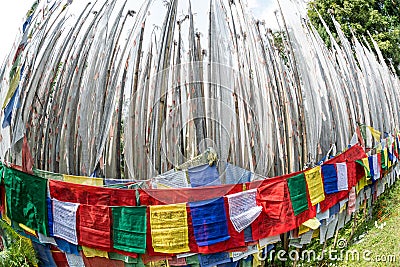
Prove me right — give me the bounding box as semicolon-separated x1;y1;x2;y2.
304;166;325;205
78;204;111;250
226;189;262;232
150;203;190;253
3;167;48;235
321;164;338;194
287;173;309;215
52;199;79;244
112;206;147;254
189;197;230;246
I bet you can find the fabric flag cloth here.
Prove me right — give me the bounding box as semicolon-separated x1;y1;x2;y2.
108;252;139;264
370;154;380;181
198;252;231;267
63;174;103;186
50;246;70;267
169;257;187;266
189;197;230;246
188;164;221;188
80;251;124;267
82;246;108;258
112;206;147;254
140;184;245;255
360;158;372;179
104;178;137;186
149;203;190;253
32;242;57;267
251;173;316;241
38;232;57;246
78;204;111;250
301;217;321;230
226;189;262;232
321;164;339;194
2;66;20;109
47;197;54;236
304;166;325;206
319;145;367;212
3;167;48;235
49;180;136;206
65;253;85;267
52;199;79;244
55;238;80;255
2;84;20;128
155;170;189;188
287;173;309;215
367;126;381;141
33;168;64;181
139;184;243;206
21;135;34;174
224;163;252;184
336;163;348;191
347;187;356;214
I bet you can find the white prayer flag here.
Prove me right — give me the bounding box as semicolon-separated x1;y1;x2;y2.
336;162;348;191
52;199;79;244
66;253;85;267
226;189;262;232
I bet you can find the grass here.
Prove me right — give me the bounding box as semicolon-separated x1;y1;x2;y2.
268;179;400;267
336;180;400;267
0;220;38;267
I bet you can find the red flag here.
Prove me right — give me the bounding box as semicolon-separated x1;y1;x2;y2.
22;136;33;174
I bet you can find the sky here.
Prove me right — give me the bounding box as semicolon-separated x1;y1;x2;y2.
0;0;279;63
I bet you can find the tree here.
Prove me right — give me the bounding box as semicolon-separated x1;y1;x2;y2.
308;0;400;76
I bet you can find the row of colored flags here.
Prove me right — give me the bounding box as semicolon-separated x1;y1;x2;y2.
0;129;399;266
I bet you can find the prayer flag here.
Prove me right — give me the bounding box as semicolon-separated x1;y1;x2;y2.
188;164;220;188
3;167;48;235
63;174;103;186
189;197;230;246
78;204;111;250
150;203;190;253
304;166;325;205
321;164;338;194
52;199;79;244
226;189;262;232
336;163;348;191
112;206;147;254
287;173;309;215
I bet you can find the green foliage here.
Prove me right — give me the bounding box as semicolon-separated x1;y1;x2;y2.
308;0;400;76
0;220;38;267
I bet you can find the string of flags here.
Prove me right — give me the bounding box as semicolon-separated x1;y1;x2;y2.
0;129;399;267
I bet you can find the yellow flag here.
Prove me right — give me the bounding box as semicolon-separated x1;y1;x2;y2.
150;203;190;254
252;252;261;267
3;197;11;225
82;246;108;258
298;224;310;235
302;217;321;230
304;166;325;206
2;67;21;108
356;176;368;194
384;148;389;168
361;157;371;179
19;223;37;236
367;126;381;141
63;174;103;186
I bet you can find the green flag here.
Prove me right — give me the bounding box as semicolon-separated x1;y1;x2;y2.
3;167;48;235
33;168;63;181
112;206;147;254
287;173;309;216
